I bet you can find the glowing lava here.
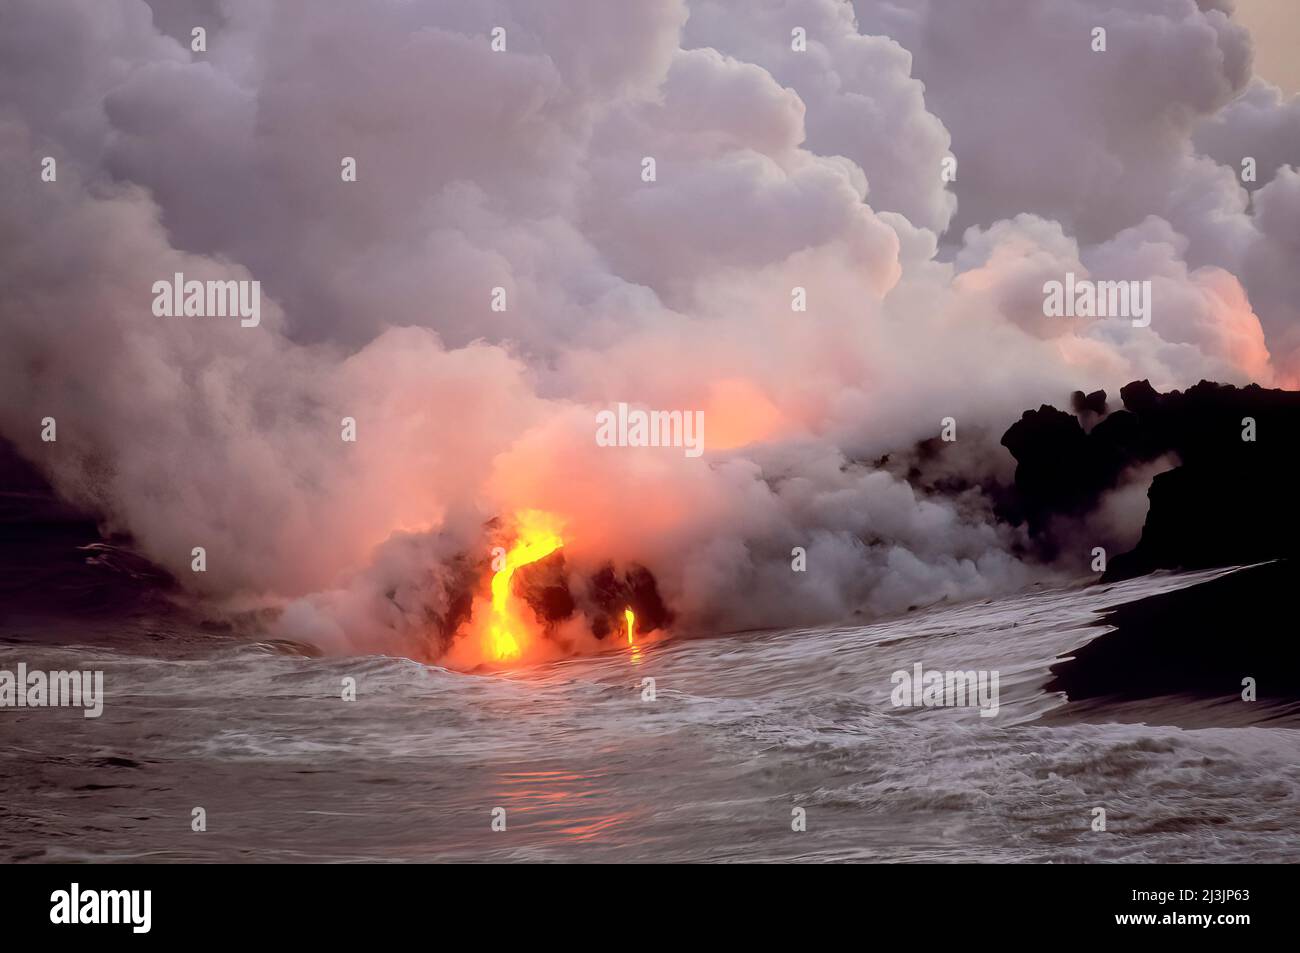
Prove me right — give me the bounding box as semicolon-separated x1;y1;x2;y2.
487;510;564;661
624;607;635;645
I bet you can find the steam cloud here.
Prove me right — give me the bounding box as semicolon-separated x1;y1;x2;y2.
0;0;1295;659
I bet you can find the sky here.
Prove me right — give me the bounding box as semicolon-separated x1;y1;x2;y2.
1235;0;1300;93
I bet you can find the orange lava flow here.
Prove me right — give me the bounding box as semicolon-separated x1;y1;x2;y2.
487;510;564;661
624;607;635;645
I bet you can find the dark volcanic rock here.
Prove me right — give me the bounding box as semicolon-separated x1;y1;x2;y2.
516;555;673;641
585;563;673;639
999;402;1132;543
1047;560;1300;717
516;551;576;626
1104;381;1300;578
999;380;1300;578
1070;388;1108;417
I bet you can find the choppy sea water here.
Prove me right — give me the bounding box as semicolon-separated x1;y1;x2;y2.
2;568;1298;863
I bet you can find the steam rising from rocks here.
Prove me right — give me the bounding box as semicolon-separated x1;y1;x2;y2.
0;0;1295;659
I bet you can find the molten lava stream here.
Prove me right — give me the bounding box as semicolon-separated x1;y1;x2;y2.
486;511;564;662
625;606;642;663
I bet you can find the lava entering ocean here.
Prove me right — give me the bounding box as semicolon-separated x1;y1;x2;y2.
431;507;675;671
485;510;564;662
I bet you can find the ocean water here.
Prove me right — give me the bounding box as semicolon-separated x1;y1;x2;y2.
3;568;1298;863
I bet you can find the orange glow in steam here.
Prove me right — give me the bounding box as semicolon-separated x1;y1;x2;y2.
704;378;789;449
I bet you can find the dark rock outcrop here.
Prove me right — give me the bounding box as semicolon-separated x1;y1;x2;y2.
1000;403;1131;541
999;380;1300;578
1046;560;1300;723
515;554;673;642
583;563;673;639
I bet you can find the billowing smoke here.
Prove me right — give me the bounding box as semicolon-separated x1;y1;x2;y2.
0;0;1294;663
